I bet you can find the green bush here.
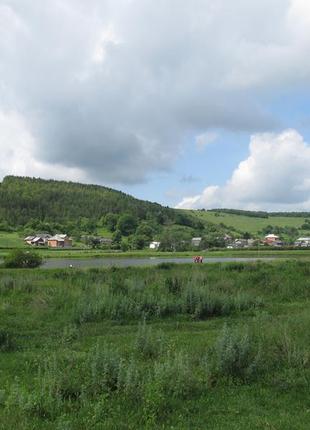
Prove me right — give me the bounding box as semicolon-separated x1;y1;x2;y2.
3;250;43;269
134;321;165;359
0;329;16;352
208;325;264;382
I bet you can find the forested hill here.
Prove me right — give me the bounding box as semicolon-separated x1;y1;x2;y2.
0;176;176;226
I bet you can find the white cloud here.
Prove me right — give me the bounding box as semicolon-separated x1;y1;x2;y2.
177;130;310;211
195;132;218;151
1;1;310;183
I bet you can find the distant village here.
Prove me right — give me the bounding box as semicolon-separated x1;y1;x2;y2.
24;232;310;249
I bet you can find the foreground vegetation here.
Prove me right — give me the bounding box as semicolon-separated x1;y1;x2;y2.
0;261;310;429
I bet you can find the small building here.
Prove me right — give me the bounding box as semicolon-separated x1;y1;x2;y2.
99;237;113;246
48;234;72;248
24;234;51;246
294;237;310;247
234;238;249;248
24;235;36;245
264;234;280;245
149;241;161;250
191;237;202;247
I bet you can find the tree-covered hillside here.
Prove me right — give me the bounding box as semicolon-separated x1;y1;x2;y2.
0;176;175;226
0;176;214;250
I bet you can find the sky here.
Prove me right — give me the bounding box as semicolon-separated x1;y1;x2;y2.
1;0;310;211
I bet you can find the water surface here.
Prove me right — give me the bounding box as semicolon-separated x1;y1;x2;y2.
42;256;275;269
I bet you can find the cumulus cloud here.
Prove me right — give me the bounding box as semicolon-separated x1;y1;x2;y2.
1;1;310;184
177;130;310;211
0;110;86;181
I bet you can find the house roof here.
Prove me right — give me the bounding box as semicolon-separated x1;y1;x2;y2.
296;237;310;241
48;234;69;242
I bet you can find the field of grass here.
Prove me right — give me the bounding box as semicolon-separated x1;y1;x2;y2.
0;261;310;429
193;210;309;234
0;232;26;249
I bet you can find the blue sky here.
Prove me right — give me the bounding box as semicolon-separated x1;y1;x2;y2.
1;0;310;210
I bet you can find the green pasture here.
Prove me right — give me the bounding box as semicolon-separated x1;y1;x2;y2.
193;210;309;234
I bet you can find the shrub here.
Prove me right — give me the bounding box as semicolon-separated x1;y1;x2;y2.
0;330;16;352
3;250;43;269
147;352;198;401
208;325;264;382
134;321;165;359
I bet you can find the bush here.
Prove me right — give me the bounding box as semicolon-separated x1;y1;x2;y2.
0;330;16;352
134;321;165;359
208;325;264;382
3;250;43;269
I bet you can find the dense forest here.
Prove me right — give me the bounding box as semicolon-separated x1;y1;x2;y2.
0;176;176;226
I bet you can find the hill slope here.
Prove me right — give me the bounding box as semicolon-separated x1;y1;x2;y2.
192;209;310;235
1;176;310;248
0;176;175;226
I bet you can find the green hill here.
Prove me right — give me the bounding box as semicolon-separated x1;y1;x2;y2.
192;209;310;236
0;176;207;249
0;176;310;249
0;176;175;226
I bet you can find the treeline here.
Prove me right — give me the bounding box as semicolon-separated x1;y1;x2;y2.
207;209;269;218
207;208;310;219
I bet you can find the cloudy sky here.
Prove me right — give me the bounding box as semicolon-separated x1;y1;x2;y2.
1;0;310;210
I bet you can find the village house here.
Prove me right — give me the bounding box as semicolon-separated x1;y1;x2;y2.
233;238;249;248
24;234;51;246
294;237;310;248
149;241;161;250
191;237;202;247
264;234;283;246
47;234;72;248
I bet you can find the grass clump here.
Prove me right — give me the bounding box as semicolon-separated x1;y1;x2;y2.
134;320;165;359
207;325;264;383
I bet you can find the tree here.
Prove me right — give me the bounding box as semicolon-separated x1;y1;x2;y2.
132;234;148;250
135;222;154;240
3;250;43;269
104;213;118;232
117;214;138;236
112;230;122;248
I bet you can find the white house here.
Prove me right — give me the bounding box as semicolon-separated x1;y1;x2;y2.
149;241;161;250
294;237;310;247
191;237;202;247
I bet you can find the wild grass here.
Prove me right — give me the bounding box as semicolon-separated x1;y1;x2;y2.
0;260;310;429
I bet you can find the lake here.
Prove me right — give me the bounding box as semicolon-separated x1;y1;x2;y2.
42;256;275;269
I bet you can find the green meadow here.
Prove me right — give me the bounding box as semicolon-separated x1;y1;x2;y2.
0;261;310;429
192;210;309;234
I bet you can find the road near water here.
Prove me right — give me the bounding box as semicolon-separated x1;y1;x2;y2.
42;256;276;269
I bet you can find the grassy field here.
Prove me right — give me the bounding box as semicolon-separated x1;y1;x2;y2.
193;210;309;234
0;232;26;248
0;261;310;429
